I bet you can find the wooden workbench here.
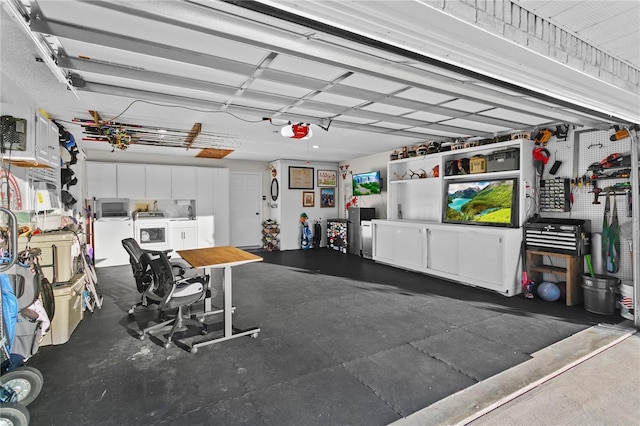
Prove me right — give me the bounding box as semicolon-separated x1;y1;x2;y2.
526;249;584;306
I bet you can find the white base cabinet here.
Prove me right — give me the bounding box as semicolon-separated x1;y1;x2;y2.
373;220;426;271
168;220;198;257
373;219;522;296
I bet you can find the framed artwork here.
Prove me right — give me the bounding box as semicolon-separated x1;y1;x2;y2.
303;191;315;207
320;188;335;208
289;166;314;189
317;169;337;187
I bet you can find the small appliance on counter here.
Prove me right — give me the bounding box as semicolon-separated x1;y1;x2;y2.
95;198;130;219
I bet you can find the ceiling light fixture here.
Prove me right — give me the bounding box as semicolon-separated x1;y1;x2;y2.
281;123;313;140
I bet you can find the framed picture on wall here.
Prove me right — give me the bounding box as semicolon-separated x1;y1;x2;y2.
289;166;314;189
303;191;315;207
320;188;335;208
317;170;337;187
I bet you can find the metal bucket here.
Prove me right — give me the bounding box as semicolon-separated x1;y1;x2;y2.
581;274;620;315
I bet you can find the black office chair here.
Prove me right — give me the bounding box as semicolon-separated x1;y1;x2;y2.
137;249;210;348
122;238;161;314
121;238;202;315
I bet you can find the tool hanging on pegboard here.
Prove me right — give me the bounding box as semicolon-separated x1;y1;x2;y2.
609;124;639;142
534;128;555;146
555;124;569;141
602;189;620;273
532;147;550;175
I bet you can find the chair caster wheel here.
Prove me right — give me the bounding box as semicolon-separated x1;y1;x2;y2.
139;334;145;341
190;347;198;354
251;332;259;338
164;342;171;349
200;328;208;335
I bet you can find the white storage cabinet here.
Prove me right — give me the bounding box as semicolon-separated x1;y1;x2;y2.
116;164;146;198
375;139;535;296
145;164;172;199
0;102;60;169
86;162;117;199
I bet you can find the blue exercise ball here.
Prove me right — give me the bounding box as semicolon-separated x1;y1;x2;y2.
537;282;561;302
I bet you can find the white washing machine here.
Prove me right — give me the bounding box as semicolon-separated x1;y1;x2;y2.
133;212;171;252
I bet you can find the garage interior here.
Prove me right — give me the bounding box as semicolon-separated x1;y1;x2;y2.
1;1;639;425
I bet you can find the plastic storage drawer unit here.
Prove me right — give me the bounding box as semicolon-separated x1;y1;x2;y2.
40;272;85;346
18;230;80;283
487;148;520;172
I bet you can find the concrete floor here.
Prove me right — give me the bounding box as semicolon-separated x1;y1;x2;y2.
25;249;627;425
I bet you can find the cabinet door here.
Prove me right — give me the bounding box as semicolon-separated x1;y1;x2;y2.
427;228;459;274
393;226;426;271
116;164;145;198
373;223;396;262
196;168;215;247
169;227;184;250
172;166;197;199
458;231;504;285
35;111;56;167
145;165;171;199
87;162;117;199
182;225;198;250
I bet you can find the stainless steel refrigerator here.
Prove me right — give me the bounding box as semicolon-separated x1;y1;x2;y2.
347;207;376;255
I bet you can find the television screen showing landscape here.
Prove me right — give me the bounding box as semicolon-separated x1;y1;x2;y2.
444;178;516;226
352;171;381;196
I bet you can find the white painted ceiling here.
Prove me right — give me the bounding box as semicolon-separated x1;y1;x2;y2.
1;0;638;163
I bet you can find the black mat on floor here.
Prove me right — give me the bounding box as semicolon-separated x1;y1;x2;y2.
25;249;622;425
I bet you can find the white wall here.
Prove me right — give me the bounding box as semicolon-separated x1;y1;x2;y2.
269;159;339;250
338;150;393;220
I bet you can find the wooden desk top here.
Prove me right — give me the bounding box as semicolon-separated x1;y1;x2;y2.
177;246;263;269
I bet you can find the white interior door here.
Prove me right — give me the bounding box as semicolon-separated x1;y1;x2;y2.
230;172;262;247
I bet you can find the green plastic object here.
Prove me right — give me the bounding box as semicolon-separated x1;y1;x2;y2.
585;254;595;278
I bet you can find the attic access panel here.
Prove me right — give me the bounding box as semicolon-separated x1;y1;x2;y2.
196;148;234;159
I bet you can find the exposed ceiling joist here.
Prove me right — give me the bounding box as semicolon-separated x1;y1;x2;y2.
2;0;636;162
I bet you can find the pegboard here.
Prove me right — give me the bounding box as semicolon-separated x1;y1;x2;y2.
535;128;634;282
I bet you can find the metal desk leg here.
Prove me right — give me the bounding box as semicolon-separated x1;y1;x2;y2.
204;272;212;312
223;265;232;337
189;265;260;353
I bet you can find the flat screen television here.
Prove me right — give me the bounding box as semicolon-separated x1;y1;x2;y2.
443;177;518;227
352;171;382;196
